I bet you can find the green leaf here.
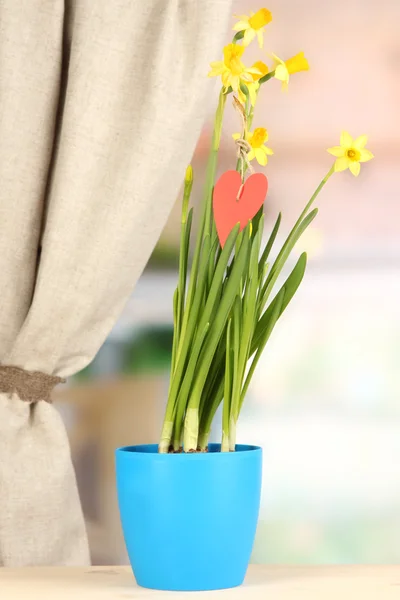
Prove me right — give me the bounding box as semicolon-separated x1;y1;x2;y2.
182;208;193;273
251;252;308;354
207;221;219;290
173;320;210;433
177;207;193;337
232;220;263;420
187;229;251;412
280;251;307;313
259;208;317;312
222;319;233;436
166;234;211;414
171;225;240;422
171;287;179;371
240;286;285;406
258;212;281;279
199;376;225;444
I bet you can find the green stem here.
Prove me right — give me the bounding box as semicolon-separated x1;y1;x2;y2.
259;70;275;85
198;378;224;451
171;287;179;372
295;166;334;229
229;415;236;452
222;320;232;452
198;429;211;451
232;31;245;43
230;295;241;430
234;75;264;174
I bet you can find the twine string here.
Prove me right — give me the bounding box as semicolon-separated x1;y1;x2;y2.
232;96;254;199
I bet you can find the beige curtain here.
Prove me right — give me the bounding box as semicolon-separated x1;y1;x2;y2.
0;0;232;566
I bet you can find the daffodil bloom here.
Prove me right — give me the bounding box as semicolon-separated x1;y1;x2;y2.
327;132;374;176
273;51;309;91
233;8;273;47
233;127;274;166
238;61;269;106
209;44;261;95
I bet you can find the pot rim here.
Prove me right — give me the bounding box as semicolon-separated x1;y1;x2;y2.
116;443;261;460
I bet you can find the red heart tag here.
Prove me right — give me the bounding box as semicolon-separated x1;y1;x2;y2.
213;170;268;247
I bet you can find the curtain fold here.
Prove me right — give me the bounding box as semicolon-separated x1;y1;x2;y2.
0;0;64;357
0;0;232;565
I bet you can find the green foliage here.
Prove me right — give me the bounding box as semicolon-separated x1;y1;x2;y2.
158;90;328;453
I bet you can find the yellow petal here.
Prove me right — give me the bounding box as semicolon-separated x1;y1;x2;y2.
274;63;289;83
208;62;225;77
349;161;361;177
251;60;269;80
271;53;285;67
232;133;241;140
327;146;345;158
257;30;264;48
334;157;350;172
340;131;353;148
359;148;374;162
263;146;274;155
243;28;256;46
233;21;250;31
255;148;268;166
237;87;246;105
247;149;256;162
221;71;231;87
353;135;368;149
247;66;263;76
230;75;240;91
209;61;224;69
247;82;258;106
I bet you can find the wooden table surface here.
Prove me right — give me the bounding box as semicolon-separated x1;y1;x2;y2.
0;566;399;599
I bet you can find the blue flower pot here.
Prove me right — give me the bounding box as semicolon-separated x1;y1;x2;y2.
115;443;262;591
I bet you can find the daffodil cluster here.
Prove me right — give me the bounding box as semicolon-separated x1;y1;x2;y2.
208;7;374;177
208;8;310;169
209;8;309;103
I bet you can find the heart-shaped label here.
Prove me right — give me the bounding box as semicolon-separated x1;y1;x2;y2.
213;170;268;247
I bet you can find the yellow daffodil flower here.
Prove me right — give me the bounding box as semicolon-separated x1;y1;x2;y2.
273;51;309;91
238;61;269;106
233;8;273;47
209;44;262;95
233;127;274;166
327;132;374;176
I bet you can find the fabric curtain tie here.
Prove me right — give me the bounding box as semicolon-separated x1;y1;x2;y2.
0;365;65;403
